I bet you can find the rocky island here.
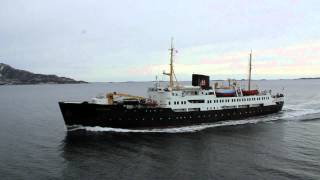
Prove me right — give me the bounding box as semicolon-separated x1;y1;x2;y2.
0;63;87;85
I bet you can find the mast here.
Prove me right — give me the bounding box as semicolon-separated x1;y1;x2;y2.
163;38;175;90
248;50;252;91
169;38;174;90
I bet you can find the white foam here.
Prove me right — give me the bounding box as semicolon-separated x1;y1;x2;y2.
282;105;320;119
67;117;280;133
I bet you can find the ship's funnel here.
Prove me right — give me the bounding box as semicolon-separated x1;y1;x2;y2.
192;74;210;89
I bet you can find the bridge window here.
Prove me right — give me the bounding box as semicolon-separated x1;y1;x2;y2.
169;101;171;105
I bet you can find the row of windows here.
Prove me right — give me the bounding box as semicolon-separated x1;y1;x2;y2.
169;96;270;105
169;101;187;105
207;97;270;103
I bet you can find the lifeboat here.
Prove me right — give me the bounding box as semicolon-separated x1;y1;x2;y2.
215;89;236;97
242;90;258;96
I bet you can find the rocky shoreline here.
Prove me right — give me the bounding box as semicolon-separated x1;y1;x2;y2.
0;63;87;85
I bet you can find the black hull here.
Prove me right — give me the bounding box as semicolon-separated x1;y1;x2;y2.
59;102;284;129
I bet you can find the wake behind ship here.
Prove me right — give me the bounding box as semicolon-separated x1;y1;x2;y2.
59;42;284;129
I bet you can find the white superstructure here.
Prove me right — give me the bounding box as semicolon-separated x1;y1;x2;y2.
147;82;284;112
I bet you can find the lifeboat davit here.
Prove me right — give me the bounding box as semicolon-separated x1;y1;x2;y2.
242;90;258;96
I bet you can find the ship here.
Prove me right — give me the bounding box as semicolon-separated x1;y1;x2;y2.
59;41;284;129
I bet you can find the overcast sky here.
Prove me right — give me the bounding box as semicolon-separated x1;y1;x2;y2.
1;0;320;81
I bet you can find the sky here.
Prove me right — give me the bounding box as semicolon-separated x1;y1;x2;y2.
0;0;320;82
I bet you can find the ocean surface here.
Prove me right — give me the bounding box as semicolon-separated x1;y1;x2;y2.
0;80;319;179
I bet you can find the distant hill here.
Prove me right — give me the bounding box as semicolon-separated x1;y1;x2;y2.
298;77;320;80
0;63;87;85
